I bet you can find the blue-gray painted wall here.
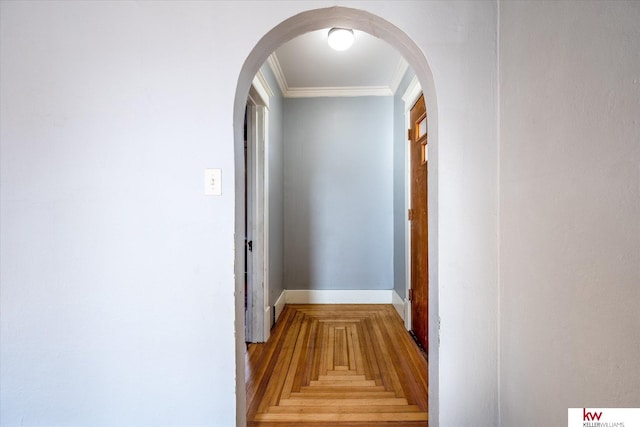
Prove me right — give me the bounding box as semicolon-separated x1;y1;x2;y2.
283;97;394;291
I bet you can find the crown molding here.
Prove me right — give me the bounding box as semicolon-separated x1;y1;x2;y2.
389;57;409;95
267;52;407;98
286;86;393;98
402;75;422;109
266;53;288;96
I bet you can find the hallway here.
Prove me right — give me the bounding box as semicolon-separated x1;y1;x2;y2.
246;304;428;426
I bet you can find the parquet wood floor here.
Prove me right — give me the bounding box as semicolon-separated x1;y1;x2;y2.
246;304;428;426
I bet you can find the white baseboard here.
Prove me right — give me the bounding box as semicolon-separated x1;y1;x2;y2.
392;290;405;321
264;305;271;341
274;290;286;323
404;298;411;330
284;289;394;304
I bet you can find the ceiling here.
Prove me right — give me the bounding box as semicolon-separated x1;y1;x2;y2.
266;29;407;98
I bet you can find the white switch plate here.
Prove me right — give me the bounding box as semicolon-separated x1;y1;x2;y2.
204;169;221;196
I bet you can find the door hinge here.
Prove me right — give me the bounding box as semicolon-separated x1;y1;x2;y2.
408;128;412;141
408;208;414;221
408;289;414;301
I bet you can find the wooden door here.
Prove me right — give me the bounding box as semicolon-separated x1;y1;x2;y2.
409;94;428;354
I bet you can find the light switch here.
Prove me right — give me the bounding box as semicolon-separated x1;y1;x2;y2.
204;169;221;196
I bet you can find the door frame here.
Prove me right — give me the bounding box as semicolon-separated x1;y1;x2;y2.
233;8;440;426
245;72;272;343
402;76;423;331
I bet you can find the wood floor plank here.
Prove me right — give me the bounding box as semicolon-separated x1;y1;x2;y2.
321;371;356;377
360;317;384;387
326;324;335;373
371;311;406;398
246;304;428;426
257;311;304;413
335;327;347;367
255;412;427;422
292;317;315;393
308;379;377;387
316;374;366;381
346;324;357;371
280;321;308;399
288;391;397;399
298;385;387;393
349;324;365;375
278;398;409;407
266;404;422;413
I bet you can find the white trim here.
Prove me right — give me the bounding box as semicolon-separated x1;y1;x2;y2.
266;53;288;96
389;57;409;95
402;77;422;331
263;107;270;339
404;298;412;331
264;306;271;341
286;86;392;98
254;70;274;98
250;71;272;109
497;4;503;423
392;290;405;321
402;75;422;109
268;52;404;98
274;290;286;324
285;290;394;304
245;81;271;343
404;131;412;332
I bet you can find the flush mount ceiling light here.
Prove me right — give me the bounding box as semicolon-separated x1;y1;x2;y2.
327;28;354;51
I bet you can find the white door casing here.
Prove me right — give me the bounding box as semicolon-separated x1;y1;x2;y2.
245;72;272;343
402;75;422;331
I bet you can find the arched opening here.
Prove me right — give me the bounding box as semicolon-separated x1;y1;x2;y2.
233;6;439;426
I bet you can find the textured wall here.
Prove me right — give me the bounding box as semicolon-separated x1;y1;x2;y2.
499;2;640;425
0;2;239;425
1;1;500;426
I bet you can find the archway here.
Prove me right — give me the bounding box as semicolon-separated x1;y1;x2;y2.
233;6;439;426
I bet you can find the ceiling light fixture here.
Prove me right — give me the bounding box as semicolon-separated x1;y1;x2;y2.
327;28;354;51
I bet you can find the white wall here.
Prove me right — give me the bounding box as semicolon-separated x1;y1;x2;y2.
499;2;640;426
1;1;499;426
427;3;499;425
283;96;394;291
0;2;240;425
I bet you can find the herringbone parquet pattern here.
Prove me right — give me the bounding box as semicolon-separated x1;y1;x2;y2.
246;304;428;426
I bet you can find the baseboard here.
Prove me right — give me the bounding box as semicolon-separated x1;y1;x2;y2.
274;290;286;324
404;298;411;330
284;289;394;304
392;290;405;321
264;305;271;341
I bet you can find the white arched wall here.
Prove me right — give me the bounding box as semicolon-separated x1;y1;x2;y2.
0;2;498;426
233;6;440;426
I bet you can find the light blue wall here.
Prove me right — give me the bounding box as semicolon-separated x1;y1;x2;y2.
258;64;285;307
392;69;416;298
283;97;394;291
